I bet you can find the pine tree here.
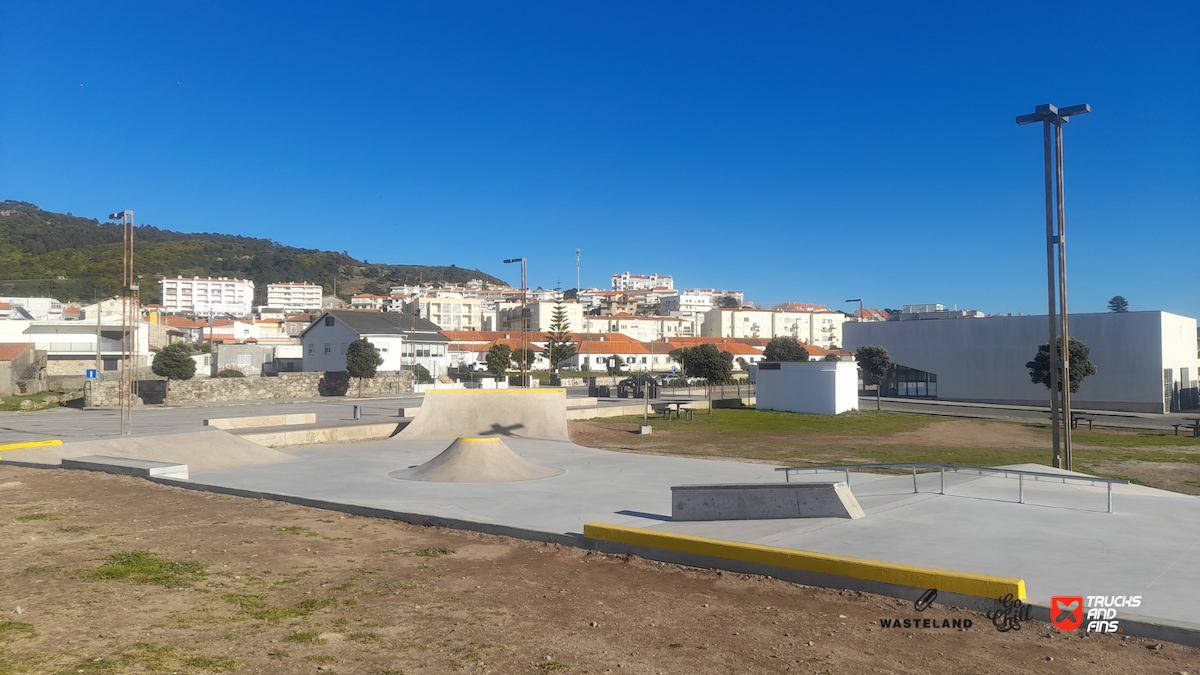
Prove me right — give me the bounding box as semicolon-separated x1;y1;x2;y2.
1107;296;1129;313
544;291;577;373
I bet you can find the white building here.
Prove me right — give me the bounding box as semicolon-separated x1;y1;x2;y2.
611;272;674;291
843;310;1200;414
266;283;322;312
159;277;255;317
403;292;485;331
756;361;860;415
0;317;151;376
499;299;585;333
0;297;64;321
581;314;688;342
300;310;450;377
701;308;846;349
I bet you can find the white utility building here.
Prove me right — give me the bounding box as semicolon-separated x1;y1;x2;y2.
755;361;860;415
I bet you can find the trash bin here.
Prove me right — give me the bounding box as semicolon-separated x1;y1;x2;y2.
597;385;611;397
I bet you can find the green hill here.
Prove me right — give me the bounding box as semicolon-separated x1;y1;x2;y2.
0;201;508;306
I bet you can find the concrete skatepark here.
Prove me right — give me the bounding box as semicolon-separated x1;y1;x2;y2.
3;388;1199;647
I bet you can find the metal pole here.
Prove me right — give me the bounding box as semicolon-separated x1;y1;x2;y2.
845;468;850;486
912;466;918;494
1019;473;1024;504
1107;482;1113;514
1043;120;1063;468
940;467;945;495
1055;122;1074;471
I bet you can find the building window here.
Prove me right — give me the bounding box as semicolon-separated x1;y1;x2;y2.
324;343;332;355
308;344;314;355
377;343;388;353
103;359;118;371
236;353;252;364
325;316;335;326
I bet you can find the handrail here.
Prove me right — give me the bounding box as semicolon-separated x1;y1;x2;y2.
774;462;1129;513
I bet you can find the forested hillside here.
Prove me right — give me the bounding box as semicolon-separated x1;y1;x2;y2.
0;201;507;305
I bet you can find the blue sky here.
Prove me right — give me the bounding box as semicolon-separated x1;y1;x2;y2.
2;2;1197;317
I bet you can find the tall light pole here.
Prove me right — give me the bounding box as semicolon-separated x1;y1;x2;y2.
845;299;863;319
1016;103;1090;470
109;210;135;436
503;258;528;385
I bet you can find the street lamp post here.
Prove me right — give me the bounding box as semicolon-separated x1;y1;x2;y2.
845;299;863;319
1017;103;1090;470
108;209;135;436
503;258;528;386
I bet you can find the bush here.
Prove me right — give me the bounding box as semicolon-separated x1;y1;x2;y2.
216;369;245;378
151;342;197;380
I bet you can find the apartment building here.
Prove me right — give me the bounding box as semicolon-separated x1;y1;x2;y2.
266;282;322;312
159;277;255;317
660;289;744;317
611;272;674;291
404;292;484;331
498;299;584;333
580;314;688;342
701;307;846;349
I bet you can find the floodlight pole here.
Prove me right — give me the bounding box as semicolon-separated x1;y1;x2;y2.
1017;103;1089;470
503;258;527;385
109;209;135;436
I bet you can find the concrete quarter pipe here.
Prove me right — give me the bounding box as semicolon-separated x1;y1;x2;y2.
397;389;570;441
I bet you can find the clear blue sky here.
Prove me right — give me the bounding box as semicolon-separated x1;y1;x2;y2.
2;2;1197;317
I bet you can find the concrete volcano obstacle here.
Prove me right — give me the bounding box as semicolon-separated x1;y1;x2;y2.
389;437;565;483
397;389;569;440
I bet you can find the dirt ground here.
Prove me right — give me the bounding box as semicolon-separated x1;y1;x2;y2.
2;467;1197;675
569;418;1200;495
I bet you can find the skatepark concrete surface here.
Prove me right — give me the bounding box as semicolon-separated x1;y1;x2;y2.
398;389;570;440
159;436;1200;632
0;429;294;473
391;436;564;482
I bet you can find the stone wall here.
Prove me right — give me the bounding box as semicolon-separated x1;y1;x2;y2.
84;371;413;406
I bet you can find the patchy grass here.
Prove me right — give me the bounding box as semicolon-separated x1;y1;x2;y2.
0;390;66;412
222;593;338;621
181;655;239;671
85;550;206;587
540;661;571;671
413;547;456;558
305;654;338;663
16;512;63;522
617;408;932;438
0;621;35;642
284;631;326;645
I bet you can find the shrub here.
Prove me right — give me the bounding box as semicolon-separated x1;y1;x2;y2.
216;369;245;378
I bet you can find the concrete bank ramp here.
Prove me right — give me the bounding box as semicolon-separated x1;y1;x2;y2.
398;389;569;440
390;437;564;483
0;429;295;474
672;482;866;520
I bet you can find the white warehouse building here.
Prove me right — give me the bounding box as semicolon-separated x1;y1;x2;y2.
843;311;1200;414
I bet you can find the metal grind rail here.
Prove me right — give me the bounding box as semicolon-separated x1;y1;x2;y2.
775;463;1130;513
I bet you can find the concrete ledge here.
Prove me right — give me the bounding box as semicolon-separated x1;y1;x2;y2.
0;439;63;454
672;482;865;520
231;421;404;447
61;455;189;480
203;413;316;430
583;522;1023;600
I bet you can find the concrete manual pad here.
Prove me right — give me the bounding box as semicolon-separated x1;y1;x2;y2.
62;455;188;480
672;482;865;520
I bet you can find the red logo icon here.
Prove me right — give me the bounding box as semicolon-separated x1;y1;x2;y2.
1051;596;1084;631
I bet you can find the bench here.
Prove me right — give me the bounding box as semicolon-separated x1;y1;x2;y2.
661;402;694;421
1070;414;1094;431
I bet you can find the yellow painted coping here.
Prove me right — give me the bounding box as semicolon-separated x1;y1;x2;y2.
584;522;1025;600
456;437;502;443
0;439;63;457
427;389;566;394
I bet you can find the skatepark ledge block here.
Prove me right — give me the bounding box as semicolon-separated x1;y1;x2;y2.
583;522;1025;600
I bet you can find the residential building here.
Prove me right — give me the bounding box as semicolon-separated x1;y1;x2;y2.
200;320;261;344
266;282;323;312
0;297;64;321
611;272;674;291
300;310;450;377
850;308;890;322
843;310;1200;413
661;289;743;316
350;294;388;311
0;317;152;376
403;292;485;331
701;308;846;349
499;299;584;333
580;314;688;342
159;277;255;317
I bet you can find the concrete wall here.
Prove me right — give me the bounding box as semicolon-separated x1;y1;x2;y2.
756;361;859;415
844;311;1200;413
84;371;413;406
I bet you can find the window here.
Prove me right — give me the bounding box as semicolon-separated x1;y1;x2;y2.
324;343;332;355
377;343;388;353
236;353;252;365
308;344;315;355
103;359;118;371
325;316;335;326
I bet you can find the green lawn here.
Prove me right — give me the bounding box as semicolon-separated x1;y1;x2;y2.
0;390;66;412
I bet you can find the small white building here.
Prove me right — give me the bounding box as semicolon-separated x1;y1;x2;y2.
756;361;860;415
611;272;674;291
266;283;322;312
159;277;255;317
300;310;450;377
0;297;64;321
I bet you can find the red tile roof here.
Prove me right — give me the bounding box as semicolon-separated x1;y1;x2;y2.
0;343;33;361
